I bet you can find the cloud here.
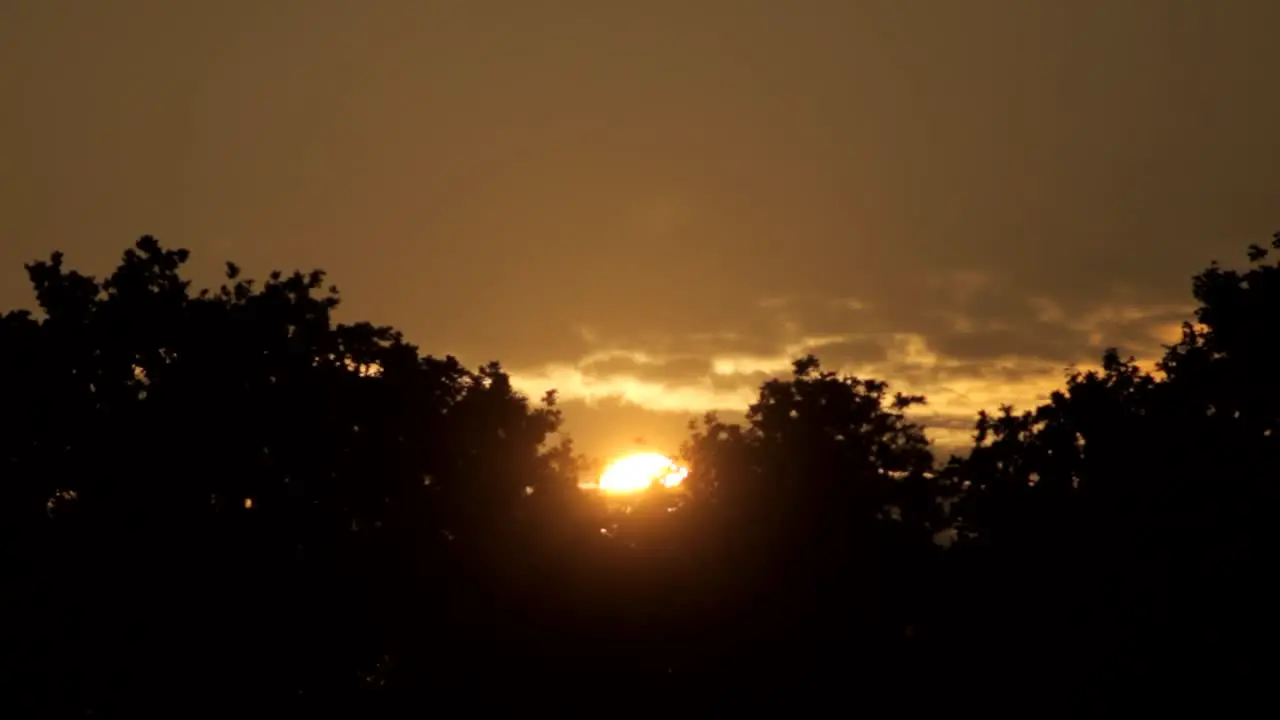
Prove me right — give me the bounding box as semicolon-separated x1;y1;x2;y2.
512;360;756;415
578;351;712;383
7;0;1277;471
511;287;1195;458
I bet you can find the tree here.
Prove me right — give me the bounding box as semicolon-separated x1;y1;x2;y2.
678;355;949;685
11;227;1280;710
934;232;1280;702
0;237;581;711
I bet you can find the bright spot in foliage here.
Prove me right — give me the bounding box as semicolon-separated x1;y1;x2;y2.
597;453;688;494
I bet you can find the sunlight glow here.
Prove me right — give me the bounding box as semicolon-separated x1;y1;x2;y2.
597;452;688;494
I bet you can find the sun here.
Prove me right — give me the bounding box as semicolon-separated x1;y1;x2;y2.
597;452;688;494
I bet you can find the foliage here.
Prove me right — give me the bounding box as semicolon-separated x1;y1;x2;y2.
1;237;585;710
4;231;1279;711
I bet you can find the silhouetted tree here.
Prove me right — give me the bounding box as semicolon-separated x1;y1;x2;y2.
677;355;950;687
8;229;1280;712
931;232;1280;705
0;237;583;712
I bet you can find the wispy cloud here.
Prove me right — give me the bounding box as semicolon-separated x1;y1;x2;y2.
510;297;1192;456
512;362;757;413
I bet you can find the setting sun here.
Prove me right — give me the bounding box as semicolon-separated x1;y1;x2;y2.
597;452;688;494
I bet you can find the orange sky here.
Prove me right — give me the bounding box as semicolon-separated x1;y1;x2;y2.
3;0;1278;462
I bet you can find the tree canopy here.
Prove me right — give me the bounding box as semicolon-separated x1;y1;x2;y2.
3;232;1278;712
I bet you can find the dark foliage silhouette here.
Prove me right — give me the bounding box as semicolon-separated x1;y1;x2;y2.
3;232;1278;712
1;238;594;711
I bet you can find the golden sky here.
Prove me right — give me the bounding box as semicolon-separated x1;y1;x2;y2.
3;0;1278;461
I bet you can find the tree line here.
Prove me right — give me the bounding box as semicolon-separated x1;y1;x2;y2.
3;233;1278;713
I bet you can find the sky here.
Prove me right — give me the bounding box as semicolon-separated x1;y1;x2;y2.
3;0;1278;465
